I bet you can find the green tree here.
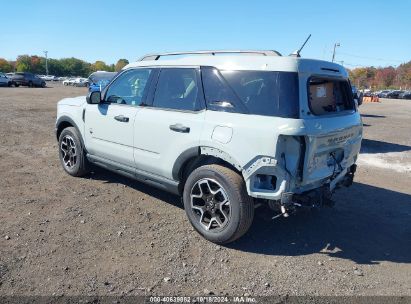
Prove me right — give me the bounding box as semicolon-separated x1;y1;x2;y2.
91;60;111;72
59;57;91;77
46;58;64;76
0;58;13;72
30;56;44;74
15;55;32;72
115;59;129;71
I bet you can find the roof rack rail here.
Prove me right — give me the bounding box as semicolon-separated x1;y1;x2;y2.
138;50;282;61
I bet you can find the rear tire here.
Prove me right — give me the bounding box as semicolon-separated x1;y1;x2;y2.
14;83;19;87
183;164;254;244
41;82;46;88
58;127;90;177
28;81;33;88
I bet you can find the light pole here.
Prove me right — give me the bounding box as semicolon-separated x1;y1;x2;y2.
332;43;340;62
44;51;48;75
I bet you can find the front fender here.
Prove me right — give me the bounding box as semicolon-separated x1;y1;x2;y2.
55;115;86;150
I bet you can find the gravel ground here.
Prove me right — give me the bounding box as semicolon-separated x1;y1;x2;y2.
0;84;410;297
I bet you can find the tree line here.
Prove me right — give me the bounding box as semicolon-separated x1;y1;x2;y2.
0;55;129;77
348;61;410;90
0;55;410;89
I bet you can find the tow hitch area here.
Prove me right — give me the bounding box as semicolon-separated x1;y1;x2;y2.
271;164;357;219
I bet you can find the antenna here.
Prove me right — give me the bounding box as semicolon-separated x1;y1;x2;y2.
290;34;311;57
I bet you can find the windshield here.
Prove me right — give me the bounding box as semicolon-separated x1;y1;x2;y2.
211;70;300;118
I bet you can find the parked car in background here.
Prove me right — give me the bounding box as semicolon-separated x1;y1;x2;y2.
11;72;46;87
88;71;117;92
63;78;76;86
73;77;89;87
399;91;411;99
377;90;391;98
0;72;14;87
386;90;404;99
6;73;15;79
351;85;363;106
43;75;58;81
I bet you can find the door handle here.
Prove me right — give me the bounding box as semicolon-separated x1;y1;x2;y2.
114;115;129;122
169;123;190;133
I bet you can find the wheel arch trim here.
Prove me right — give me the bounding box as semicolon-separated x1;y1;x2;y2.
55;116;85;148
172;146;243;182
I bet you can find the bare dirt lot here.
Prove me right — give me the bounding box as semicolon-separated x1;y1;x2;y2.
0;84;410;297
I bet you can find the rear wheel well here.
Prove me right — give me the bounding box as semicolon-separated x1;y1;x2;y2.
178;155;241;195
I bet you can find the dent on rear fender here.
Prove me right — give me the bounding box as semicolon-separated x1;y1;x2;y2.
200;146;242;171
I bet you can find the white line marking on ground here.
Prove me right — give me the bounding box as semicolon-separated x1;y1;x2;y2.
358;152;411;173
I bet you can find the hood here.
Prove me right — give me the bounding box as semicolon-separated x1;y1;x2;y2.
58;96;86;107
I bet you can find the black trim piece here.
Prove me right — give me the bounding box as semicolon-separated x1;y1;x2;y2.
55;116;85;147
171;147;200;181
321;67;340;73
297;136;306;182
195;68;207;111
87;154;180;195
145;68;161;106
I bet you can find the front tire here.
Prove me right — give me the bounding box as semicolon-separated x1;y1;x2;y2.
183;164;254;244
58;127;90;177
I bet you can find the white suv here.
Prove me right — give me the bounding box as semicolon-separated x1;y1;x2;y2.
56;50;362;243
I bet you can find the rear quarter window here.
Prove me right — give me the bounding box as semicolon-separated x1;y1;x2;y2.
308;77;354;115
202;67;300;118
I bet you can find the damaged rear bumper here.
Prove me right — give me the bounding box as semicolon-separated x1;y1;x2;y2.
277;164;357;216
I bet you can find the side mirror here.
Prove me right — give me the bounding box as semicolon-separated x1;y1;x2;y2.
86;91;101;104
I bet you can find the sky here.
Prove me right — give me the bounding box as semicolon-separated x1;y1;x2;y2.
1;0;410;68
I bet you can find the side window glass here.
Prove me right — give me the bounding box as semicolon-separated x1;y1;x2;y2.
201;67;245;113
105;69;152;106
153;68;199;111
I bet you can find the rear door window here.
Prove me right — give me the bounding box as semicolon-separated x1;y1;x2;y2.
152;68;200;111
308;77;354;115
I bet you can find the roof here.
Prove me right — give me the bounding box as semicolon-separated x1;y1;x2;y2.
139;50;282;61
124;50;347;76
